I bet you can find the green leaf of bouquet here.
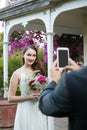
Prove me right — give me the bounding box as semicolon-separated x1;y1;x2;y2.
27;86;32;91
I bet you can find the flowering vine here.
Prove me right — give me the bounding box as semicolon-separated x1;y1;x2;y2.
9;30;83;64
8;30;47;63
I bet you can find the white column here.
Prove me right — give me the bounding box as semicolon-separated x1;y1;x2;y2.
83;17;87;66
3;21;8;98
47;32;54;78
47;32;54;130
45;9;54;130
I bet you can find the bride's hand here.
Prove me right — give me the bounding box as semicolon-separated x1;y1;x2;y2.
28;92;40;100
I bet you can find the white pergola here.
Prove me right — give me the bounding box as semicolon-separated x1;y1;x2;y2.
1;0;87;129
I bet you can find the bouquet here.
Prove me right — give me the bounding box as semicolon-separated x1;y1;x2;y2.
27;71;48;92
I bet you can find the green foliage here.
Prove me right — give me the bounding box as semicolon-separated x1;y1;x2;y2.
0;33;3;57
0;44;3;57
16;86;21;96
0;53;22;96
0;57;3;89
8;54;22;83
38;49;43;61
0;32;4;42
38;49;47;76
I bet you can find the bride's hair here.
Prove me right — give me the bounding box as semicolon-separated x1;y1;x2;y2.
23;45;46;75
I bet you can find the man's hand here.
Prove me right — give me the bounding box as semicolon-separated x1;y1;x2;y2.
50;58;80;83
50;60;63;83
64;58;80;71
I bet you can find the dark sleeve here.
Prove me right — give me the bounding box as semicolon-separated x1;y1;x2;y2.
39;73;72;117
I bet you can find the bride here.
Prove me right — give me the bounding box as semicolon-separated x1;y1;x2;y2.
8;45;48;130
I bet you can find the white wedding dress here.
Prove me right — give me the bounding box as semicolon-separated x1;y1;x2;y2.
14;72;48;130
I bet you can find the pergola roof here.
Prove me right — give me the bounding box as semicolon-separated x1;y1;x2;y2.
0;0;62;20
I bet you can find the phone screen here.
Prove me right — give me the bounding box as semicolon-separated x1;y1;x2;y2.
58;50;68;67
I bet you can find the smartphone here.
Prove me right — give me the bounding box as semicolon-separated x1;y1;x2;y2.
57;47;69;69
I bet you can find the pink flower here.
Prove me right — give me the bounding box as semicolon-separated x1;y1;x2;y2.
37;75;46;83
27;74;48;92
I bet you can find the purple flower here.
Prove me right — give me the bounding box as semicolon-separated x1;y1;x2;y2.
37;75;47;83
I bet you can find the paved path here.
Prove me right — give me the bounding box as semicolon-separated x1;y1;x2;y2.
0;118;68;130
54;118;68;130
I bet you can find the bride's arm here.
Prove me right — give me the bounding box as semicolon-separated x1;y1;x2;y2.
8;71;39;103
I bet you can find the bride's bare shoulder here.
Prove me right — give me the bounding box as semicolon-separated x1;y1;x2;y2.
12;68;22;77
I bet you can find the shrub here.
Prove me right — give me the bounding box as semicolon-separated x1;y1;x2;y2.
8;54;22;83
0;44;3;57
0;57;3;88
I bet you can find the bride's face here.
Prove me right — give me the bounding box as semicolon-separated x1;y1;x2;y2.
23;48;37;66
